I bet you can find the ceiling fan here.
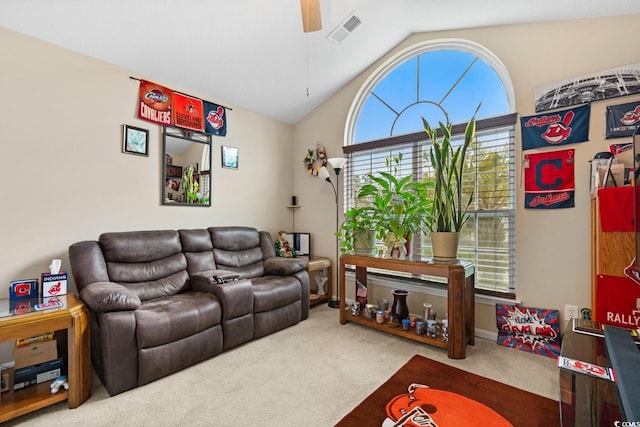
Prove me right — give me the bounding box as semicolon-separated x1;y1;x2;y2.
300;0;322;33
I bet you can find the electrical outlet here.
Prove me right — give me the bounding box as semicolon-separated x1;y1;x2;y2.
565;304;579;320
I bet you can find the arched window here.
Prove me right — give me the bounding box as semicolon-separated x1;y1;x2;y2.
345;39;516;296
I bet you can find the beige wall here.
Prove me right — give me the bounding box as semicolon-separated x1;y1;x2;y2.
293;14;640;333
4;15;640;335
0;28;295;298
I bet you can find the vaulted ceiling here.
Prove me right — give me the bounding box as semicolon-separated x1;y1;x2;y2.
2;0;640;124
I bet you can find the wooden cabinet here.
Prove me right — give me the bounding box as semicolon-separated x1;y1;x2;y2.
590;187;639;325
0;293;90;422
338;254;475;359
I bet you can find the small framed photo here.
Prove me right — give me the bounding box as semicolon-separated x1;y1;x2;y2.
222;145;239;169
123;125;149;156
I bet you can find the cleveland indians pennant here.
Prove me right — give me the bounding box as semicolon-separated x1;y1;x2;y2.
203;101;227;136
520;104;590;151
524;148;575;209
605;100;640;139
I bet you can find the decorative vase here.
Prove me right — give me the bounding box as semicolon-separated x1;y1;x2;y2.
431;231;460;263
391;289;409;321
315;276;328;295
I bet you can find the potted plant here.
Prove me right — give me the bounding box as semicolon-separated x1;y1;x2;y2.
422;108;478;261
357;153;432;258
337;206;377;255
182;164;209;204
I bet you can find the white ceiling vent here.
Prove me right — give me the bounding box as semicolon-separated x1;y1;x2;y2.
327;13;362;44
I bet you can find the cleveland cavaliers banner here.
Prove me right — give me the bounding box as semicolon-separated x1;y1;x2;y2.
523;148;575;209
173;92;205;132
605;100;640;139
203;101;227;136
138;80;172;126
520;104;590;151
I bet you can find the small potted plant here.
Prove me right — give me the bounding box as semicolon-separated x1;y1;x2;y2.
337;206;377;255
357;154;432;258
422;107;479;261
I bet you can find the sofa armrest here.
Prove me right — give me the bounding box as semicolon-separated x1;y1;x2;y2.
79;282;141;313
263;257;307;276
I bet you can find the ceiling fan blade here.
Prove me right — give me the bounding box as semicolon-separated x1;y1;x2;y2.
300;0;322;33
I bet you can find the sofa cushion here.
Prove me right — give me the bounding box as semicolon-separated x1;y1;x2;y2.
113;269;190;302
99;230;190;301
209;226;265;278
209;226;260;251
179;229;216;275
213;247;265;278
135;291;222;348
251;276;302;313
100;230;182;263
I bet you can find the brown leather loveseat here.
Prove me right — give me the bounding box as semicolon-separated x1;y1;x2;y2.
69;226;309;396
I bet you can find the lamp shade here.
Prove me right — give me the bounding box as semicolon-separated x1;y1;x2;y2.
328;157;347;170
318;166;330;181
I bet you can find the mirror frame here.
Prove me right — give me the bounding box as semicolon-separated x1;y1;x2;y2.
162;126;212;207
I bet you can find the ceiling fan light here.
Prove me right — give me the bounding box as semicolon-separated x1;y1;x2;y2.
300;0;322;33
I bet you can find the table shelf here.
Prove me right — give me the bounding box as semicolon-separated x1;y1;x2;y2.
344;311;448;349
339;254;474;359
0;294;90;422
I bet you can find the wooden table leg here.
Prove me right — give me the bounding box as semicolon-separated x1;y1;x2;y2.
67;304;91;408
448;267;466;359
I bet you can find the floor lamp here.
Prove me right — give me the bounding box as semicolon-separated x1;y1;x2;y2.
318;157;347;309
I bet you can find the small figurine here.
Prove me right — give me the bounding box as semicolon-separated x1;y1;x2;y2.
50;375;68;394
274;231;296;258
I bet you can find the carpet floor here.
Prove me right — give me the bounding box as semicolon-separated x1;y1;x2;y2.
3;304;559;426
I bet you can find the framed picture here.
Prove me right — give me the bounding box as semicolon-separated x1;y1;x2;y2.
166;165;183;178
123;125;149;156
222;145;239;169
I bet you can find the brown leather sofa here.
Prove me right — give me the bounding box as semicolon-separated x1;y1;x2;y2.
69;226;310;396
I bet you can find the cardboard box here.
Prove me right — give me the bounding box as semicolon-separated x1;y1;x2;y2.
13;339;57;369
13;358;63;390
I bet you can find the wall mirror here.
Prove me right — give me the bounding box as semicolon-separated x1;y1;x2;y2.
162;126;212;207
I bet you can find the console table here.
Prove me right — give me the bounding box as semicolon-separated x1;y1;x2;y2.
0;293;91;422
339;254;475;359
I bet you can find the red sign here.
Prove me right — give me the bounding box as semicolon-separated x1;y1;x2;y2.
173;93;204;131
138;80;172;126
596;274;640;329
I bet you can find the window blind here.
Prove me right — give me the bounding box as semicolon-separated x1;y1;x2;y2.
343;113;517;295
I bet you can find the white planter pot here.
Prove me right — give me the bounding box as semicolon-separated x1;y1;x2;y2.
431;231;459;263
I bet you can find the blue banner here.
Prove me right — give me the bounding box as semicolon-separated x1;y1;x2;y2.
605;100;640;139
203;101;227;136
520;104;590;151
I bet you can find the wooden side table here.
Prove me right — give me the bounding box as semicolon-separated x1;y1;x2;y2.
0;293;90;422
306;256;331;306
